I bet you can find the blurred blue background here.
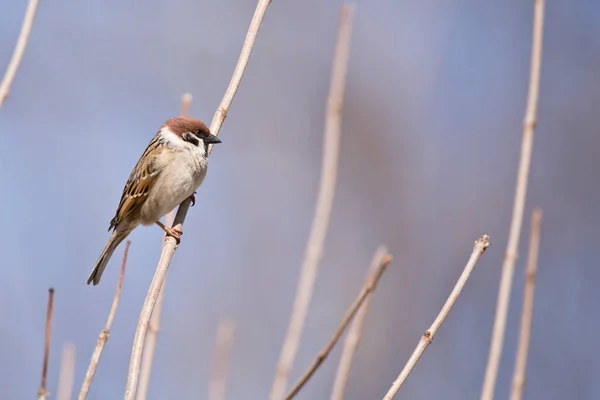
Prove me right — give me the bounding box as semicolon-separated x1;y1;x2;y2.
1;0;599;399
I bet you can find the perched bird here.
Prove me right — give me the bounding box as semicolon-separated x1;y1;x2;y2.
87;116;222;285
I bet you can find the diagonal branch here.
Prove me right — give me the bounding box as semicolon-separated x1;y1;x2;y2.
0;0;40;109
269;5;355;399
285;251;391;400
78;241;130;400
38;287;55;400
510;209;543;400
330;246;388;400
383;235;490;400
136;93;192;400
480;1;545;398
123;2;272;399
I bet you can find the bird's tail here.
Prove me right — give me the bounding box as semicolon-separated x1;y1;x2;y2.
87;229;130;286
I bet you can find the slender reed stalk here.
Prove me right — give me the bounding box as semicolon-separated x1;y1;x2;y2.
383;235;490;400
78;242;130;400
57;343;76;400
209;320;236;400
480;2;545;399
38;288;55;400
270;5;355;399
124;2;272;398
510;209;542;400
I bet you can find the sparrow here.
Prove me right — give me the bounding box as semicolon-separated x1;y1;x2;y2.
87;116;222;285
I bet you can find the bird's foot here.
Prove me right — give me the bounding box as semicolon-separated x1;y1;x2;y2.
155;221;183;244
188;192;197;207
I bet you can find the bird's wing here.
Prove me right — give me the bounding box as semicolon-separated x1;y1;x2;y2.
109;135;169;230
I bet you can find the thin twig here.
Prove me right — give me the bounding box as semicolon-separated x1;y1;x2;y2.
39;287;55;400
136;93;192;400
270;5;355;399
124;2;272;399
285;253;392;400
480;1;545;399
78;241;130;400
209;320;236;400
510;209;542;400
383;235;490;400
57;343;76;400
0;0;40;109
330;246;387;400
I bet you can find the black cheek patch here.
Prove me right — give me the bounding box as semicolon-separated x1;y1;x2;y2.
183;132;200;146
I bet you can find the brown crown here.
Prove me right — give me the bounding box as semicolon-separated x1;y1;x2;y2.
163;116;210;137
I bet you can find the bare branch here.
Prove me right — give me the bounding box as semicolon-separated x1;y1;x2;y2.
78;241;130;400
383;235;490;400
57;343;76;400
136;93;191;400
480;1;545;398
209;320;236;400
285;252;392;400
0;0;40;109
330;246;387;400
124;2;272;398
510;209;543;400
270;5;355;399
39;287;55;400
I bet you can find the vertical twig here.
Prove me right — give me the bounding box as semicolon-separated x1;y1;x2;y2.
124;2;272;399
480;1;545;399
57;343;76;400
510;209;543;400
78;241;130;400
285;252;391;400
209;320;236;400
330;246;387;400
39;288;55;400
270;5;355;399
383;235;490;400
136;93;192;400
0;0;40;109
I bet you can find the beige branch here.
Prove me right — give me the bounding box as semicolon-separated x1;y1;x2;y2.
78;241;130;400
330;246;387;400
136;93;192;400
285;252;392;400
209;320;236;400
270;5;355;399
38;287;55;400
0;0;40;109
383;235;490;400
57;343;76;400
510;209;542;400
123;2;272;399
480;2;545;399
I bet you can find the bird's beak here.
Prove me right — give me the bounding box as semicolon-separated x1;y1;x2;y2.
205;134;222;144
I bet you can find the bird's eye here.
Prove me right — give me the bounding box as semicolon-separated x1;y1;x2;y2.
195;129;205;137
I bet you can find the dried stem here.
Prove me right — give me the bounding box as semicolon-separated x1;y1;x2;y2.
383;235;490;400
330;246;387;400
510;209;542;400
136;93;192;400
285;253;392;400
480;1;545;399
270;5;355;399
39;287;55;400
0;0;40;109
209;320;236;400
78;241;130;400
57;343;76;400
123;2;272;398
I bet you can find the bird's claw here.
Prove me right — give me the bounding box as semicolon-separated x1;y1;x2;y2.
189;192;197;207
164;226;183;244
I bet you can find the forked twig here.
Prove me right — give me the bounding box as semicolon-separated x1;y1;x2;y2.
38;287;55;400
330;246;388;400
124;2;272;398
510;209;542;400
78;241;130;400
270;5;355;399
0;0;40;109
285;253;392;400
480;1;545;398
136;93;192;400
383;235;490;400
